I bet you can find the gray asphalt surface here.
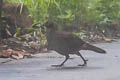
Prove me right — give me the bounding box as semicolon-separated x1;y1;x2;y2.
0;40;120;80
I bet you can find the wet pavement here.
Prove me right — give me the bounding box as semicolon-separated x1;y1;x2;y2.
0;40;120;80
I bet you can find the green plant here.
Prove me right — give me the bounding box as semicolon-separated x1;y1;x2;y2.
7;0;120;39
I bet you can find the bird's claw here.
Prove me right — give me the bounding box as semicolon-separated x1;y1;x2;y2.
51;64;63;67
78;63;87;66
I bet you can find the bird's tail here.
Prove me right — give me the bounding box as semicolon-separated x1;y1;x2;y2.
82;43;106;54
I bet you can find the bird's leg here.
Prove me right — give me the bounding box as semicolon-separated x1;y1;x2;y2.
76;52;87;66
51;55;69;67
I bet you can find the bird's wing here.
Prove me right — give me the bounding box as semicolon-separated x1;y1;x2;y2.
55;31;84;46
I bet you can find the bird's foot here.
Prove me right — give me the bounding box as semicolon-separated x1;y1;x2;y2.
78;63;87;66
51;64;63;67
78;59;88;66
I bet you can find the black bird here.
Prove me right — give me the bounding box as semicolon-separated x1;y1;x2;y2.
43;21;106;67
